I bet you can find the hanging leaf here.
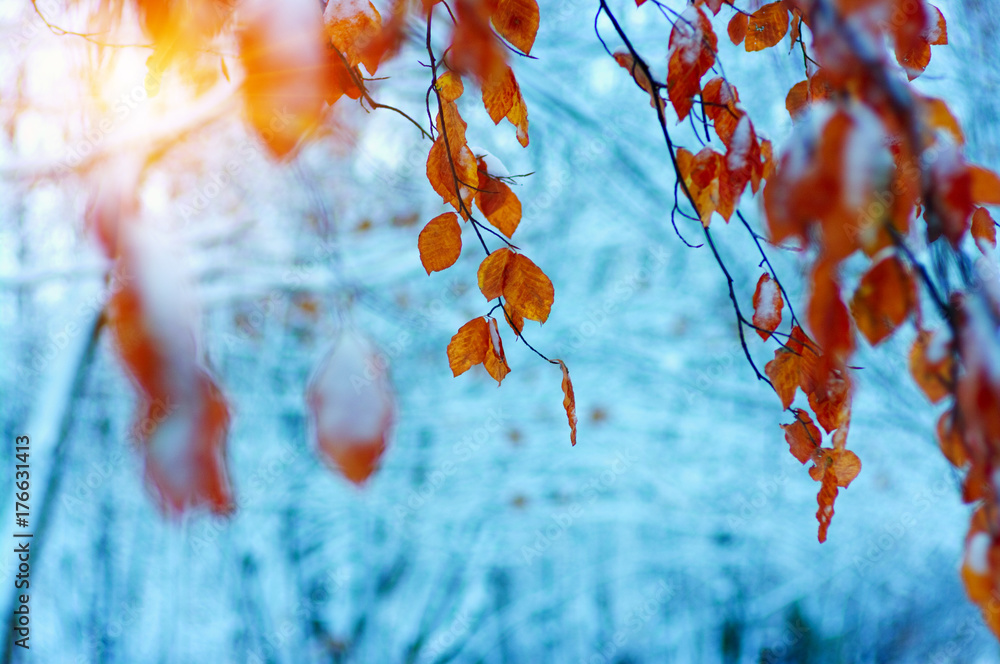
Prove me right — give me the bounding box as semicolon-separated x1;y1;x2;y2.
491;0;539;55
667;6;717;121
476;158;522;237
503;253;555;323
850;255;917;346
781;409;821;464
448;317;492;376
554;359;578;446
483;317;511;384
745;2;789;52
418;212;463;274
307;329;396;485
324;0;383;75
972;208;997;254
752;273;783;341
478;247;513;300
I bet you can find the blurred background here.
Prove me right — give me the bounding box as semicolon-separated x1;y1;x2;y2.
2;0;1000;661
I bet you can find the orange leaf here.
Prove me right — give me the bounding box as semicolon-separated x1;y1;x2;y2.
811;447;860;542
781;409;821;464
614;51;665;114
238;0;327;158
923;97;964;145
476;159;522;237
745;2;789;52
481;64;518;123
702;77;742;147
928;4;948;45
484;317;511;384
554;359;578;446
307;329;395;485
491;0;539;55
808;260;854;362
418;212;463;274
937;410;967;467
504;304;524;336
809;447;861;488
850;255;916;346
815;462;837;543
667;6;717;121
909;329;952;403
324;0;383;74
426;98;479;215
436;70;464;102
806;367;851;435
752;273;783;340
447;317;491;376
727;12;747;45
478;247;513;300
764;325;812;410
141;367;236;515
970;165;1000;206
972;207;997;254
504;253;554;323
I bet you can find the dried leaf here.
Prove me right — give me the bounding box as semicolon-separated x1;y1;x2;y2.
781;409;821;464
850;255;917;346
448;317;491;376
745;2;789;52
752;273;783;340
491;0;539;55
503;253;555;323
418;212;463;274
667;6;717;121
554;359;578;446
478;247;513;300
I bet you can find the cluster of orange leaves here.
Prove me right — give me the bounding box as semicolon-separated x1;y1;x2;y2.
86;0;575;514
616;0;1000;571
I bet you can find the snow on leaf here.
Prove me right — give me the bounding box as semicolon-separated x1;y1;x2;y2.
554;359;578;446
238;0;327;158
324;0;383;74
745;2;789;52
306;328;395;485
478;247;513;300
972;208;997;254
909;329;952;404
614;51;665;114
667;6;717;122
850;255;917;346
142;368;235;516
702;77;742;148
491;0;539;55
752;273;783;341
448;317;491;376
418;212;463;274
937;410;967;467
484;317;511;384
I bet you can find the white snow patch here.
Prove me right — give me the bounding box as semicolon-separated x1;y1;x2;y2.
727;115;753;172
844;104;890;209
967;533;992;575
